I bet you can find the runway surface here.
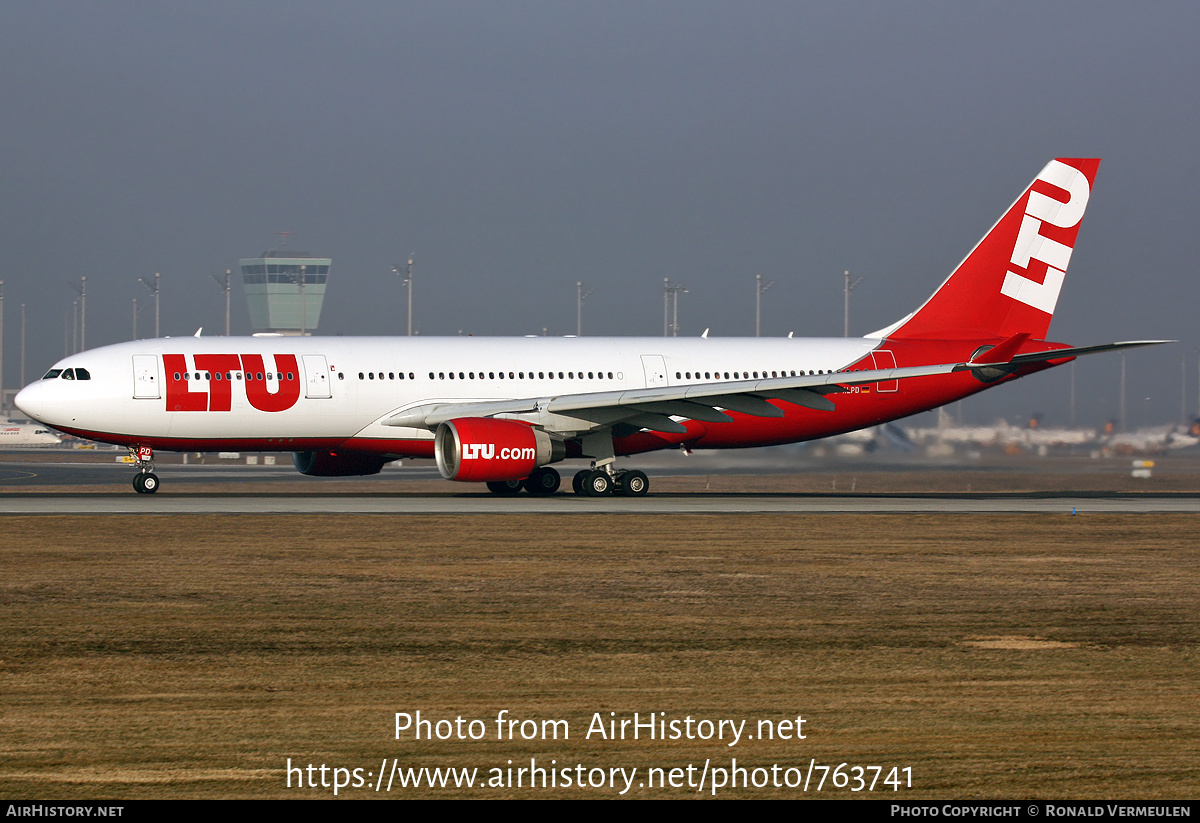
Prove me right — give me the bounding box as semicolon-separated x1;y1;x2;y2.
3;491;1200;514
3;458;1199;513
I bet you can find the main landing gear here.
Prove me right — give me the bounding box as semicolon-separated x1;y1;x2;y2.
572;468;649;497
483;465;651;496
483;431;651;497
569;430;650;496
129;446;160;494
486;466;562;496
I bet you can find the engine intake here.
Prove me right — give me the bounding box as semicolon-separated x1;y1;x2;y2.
435;418;564;482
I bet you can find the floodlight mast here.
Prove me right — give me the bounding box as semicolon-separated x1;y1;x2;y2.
67;276;86;351
842;269;863;337
210;269;232;336
576;281;595;336
392;257;414;336
139;272;161;338
19;302;25;390
662;279;687;337
755;274;775;337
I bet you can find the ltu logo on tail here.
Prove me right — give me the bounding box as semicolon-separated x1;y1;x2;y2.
1000;160;1091;315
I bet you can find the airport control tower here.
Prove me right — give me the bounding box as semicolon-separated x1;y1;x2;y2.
239;250;330;335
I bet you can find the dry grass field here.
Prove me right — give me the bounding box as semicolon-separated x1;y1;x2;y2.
0;512;1197;799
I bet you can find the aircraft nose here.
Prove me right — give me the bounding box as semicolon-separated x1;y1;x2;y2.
14;382;46;422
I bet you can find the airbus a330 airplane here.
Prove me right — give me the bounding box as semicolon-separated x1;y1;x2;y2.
14;158;1166;496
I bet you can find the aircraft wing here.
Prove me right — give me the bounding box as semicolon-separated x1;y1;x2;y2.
381;361;962;434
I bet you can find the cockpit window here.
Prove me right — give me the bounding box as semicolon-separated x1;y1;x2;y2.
41;367;91;380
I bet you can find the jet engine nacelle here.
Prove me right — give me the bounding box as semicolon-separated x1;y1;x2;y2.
435;417;565;482
293;449;389;477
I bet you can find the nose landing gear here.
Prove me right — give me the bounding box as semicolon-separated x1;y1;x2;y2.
129;446;160;494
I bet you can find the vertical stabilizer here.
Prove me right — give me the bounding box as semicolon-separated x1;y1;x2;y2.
882;158;1100;341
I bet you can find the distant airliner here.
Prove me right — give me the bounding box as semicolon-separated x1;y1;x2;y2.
0;423;62;447
14;159;1166;495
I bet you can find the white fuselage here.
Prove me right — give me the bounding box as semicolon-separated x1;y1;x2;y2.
16;334;888;453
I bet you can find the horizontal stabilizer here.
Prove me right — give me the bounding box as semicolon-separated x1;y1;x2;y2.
952;339;1173;373
1008;339;1173;365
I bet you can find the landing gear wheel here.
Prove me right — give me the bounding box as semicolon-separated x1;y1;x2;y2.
129;446;158;494
523;467;561;495
572;470;589;495
617;470;649;497
486;479;524;496
582;469;612;496
133;473;160;494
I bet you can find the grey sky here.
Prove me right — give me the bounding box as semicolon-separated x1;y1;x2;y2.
2;1;1197;428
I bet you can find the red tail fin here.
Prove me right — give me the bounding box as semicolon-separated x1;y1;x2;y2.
882;158;1100;341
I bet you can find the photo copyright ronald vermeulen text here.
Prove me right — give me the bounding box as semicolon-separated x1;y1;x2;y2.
284;710;914;796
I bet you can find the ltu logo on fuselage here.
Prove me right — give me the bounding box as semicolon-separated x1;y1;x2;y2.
1000;160;1090;315
164;353;301;412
